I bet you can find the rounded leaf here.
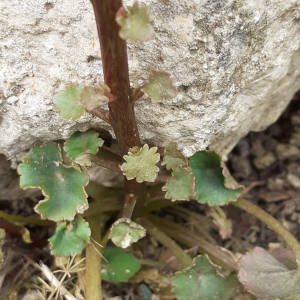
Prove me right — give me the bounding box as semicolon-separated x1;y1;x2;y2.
49;216;90;257
121;144;160;183
79;82;114;111
54;84;85;121
142;70;178;102
18;143;89;221
116;2;155;42
161;142;188;170
110;218;146;248
238;247;300;299
162;167;194;201
102;247;141;282
171;255;239;300
189;151;244;206
64;130;104;161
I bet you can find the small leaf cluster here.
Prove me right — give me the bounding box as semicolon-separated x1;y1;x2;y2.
54;82;113;121
18;130;104;256
121;142;244;206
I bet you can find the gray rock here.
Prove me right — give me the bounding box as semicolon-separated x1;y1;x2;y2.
1;0;300;168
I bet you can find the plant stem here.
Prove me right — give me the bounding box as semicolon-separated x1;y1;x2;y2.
231;197;300;266
0;219;48;249
87;107;111;124
139;217;193;269
148;214;238;271
82;196;123;218
90;0;145;219
97;148;122;164
130;86;144;106
85;215;102;300
90;0;140;154
155;174;171;183
79;153;122;173
0;211;54;227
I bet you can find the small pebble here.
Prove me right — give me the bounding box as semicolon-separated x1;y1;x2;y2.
267;178;285;191
253;152;275;170
287;174;300;188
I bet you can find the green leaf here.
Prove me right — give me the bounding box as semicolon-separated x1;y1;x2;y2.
189;151;243;206
116;2;154;42
121;144;160;183
142;70;178;102
49;216;90;257
64;130;104;161
18;143;89;221
171;255;239;300
102;247;141;282
79;82;114;111
208;206;232;240
238;247;300;300
110;218;146;248
162;167;194;201
161;142;188;170
54;84;85;121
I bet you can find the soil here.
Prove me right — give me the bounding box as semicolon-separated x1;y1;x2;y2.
1;90;300;300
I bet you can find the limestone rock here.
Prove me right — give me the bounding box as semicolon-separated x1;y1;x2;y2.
1;0;300;168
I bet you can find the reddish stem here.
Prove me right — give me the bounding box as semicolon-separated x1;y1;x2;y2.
130;86;145;106
0;219;47;249
90;0;145;219
90;0;140;154
87;108;111;124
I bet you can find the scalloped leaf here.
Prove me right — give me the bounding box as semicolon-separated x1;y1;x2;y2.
208;206;232;240
79;82;114;111
54;84;85;121
49;216;90;257
18;143;89;221
64;130;104;161
161;142;188;170
121;144;160;183
102;247;141;282
110;218;146;248
189;151;244;206
172;254;239;300
162;167;194;201
238;247;300;300
142;70;178;102
116;2;154;42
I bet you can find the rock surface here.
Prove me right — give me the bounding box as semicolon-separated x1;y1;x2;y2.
1;0;300;167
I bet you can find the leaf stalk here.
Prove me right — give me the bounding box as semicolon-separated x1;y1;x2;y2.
85;214;103;300
139;217;193;269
